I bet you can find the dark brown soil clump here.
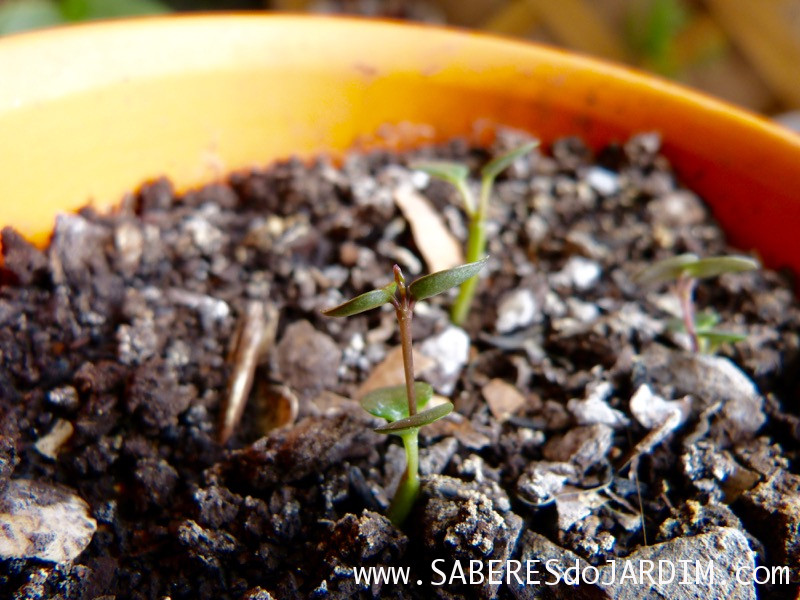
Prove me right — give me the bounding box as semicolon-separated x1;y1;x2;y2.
1;131;799;599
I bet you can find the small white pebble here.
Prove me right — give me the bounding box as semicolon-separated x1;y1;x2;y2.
629;384;691;429
496;289;539;333
551;257;602;291
566;297;600;323
419;326;470;395
586;166;620;196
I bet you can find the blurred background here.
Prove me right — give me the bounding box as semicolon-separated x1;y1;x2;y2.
1;0;798;123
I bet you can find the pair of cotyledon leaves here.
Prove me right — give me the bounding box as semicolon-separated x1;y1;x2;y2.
635;253;759;352
633;253;758;285
360;382;453;435
322;257;488;434
322;256;488;317
666;309;747;350
412;142;538;215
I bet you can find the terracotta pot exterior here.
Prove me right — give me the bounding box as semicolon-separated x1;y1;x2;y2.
1;15;799;272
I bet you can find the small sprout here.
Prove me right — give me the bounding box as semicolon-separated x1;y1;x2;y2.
667;310;747;355
634;253;759;353
413;141;538;325
634;253;758;285
411;163;471;210
633;253;699;285
323;258;487;525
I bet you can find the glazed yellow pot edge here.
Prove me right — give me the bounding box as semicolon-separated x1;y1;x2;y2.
1;14;799;274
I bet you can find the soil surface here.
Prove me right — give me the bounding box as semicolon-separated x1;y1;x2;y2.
1;131;799;599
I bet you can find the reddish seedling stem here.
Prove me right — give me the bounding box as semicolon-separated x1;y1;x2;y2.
393;265;417;416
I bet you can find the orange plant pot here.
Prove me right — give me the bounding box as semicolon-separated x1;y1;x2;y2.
1;15;799;273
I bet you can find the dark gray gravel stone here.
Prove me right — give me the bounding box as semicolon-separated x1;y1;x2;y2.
313;510;408;598
737;470;800;583
511;527;756;600
420;474;523;599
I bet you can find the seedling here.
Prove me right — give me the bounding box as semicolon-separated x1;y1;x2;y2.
322;258;488;525
667;309;748;355
633;253;759;353
413;142;538;326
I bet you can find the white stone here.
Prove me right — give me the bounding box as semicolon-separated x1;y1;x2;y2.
608;302;665;337
629;384;691;429
184;215;224;254
496;289;539;333
586;166;620;196
556;487;606;531
639;346;765;435
567;381;629;428
518;461;577;505
565;229;609;260
566;297;600;323
543;290;568;318
166;288;230;328
419;326;470;395
524;214;549;245
551;256;601;291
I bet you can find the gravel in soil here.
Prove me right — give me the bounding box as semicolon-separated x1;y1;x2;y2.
1;130;799;599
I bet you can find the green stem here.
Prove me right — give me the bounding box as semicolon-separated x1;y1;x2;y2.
387;430;420;525
451;218;486;326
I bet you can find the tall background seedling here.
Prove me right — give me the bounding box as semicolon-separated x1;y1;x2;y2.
634;253;759;353
323;258;487;525
413;142;537;326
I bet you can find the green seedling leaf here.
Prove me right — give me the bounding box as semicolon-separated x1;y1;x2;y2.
667;310;720;334
413;160;475;213
682;256;759;280
361;382;433;422
373;400;453;435
408;257;489;302
634;254;759;285
321;283;397;317
698;329;748;354
667;310;746;353
633;253;699;285
694;310;721;331
480;141;538;182
697;330;747;344
412;161;470;187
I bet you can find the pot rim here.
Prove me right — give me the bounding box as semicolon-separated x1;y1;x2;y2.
1;14;799;275
1;13;795;135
